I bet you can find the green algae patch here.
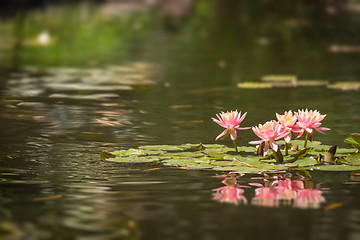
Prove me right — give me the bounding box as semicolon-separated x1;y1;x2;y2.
103;142;360;173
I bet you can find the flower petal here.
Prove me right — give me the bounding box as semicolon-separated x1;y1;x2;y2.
215;129;229;141
249;140;263;145
230;129;237;141
236;126;251;130
284;133;291;143
269;139;278;152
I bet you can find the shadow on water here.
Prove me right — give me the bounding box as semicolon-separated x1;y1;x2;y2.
0;0;360;239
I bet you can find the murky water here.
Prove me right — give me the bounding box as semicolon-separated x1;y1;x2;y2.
1;1;360;239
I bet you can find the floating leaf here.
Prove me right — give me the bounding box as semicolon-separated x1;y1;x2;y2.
310;164;360;171
297;80;329;86
286;157;317;167
107;155;163;163
339;153;360;166
104;142;360;172
237;82;272;89
345;133;360;149
328;82;360;91
261;75;297;87
336;148;357;154
138;145;186;151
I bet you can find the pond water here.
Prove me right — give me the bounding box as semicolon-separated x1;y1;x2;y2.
1;1;360;239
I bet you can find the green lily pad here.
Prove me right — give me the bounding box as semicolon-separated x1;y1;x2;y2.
336;148;357;154
237;82;273;89
345;133;360;149
107;155;164;163
310;164;360;171
104;142;360;172
286;157;317;167
339;153;360;166
138;145;187;151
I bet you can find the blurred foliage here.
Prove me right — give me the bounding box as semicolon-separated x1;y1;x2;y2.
0;2;154;67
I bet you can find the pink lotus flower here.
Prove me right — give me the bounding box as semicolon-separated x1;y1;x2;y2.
295;109;330;137
249;120;287;156
212;110;250;141
276;110;301;143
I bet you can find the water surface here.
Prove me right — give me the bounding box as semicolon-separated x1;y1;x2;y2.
1;1;360;239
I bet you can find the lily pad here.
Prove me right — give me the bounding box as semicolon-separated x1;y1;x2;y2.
107;155;163;163
311;164;360;171
138;145;187;151
237;82;273;89
327;82;360;91
345;133;360;149
104;142;360;173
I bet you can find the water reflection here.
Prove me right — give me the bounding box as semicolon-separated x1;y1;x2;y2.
212;173;247;205
213;172;326;209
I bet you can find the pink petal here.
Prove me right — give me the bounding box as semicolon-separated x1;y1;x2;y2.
215;129;229;141
239;112;248;122
284;133;291;143
212;118;227;128
249;140;263;145
315;127;330;134
230;129;237;141
269;139;278;152
236;126;251;130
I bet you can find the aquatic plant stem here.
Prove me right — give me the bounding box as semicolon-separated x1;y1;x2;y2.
271;149;284;164
304;132;309;148
233;140;238;153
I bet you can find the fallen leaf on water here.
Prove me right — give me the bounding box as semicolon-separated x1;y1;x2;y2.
33;194;63;201
143;168;162;172
324;202;343;211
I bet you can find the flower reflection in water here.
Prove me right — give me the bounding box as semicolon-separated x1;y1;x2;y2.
294;189;326;209
212;173;247;205
213;173;326;209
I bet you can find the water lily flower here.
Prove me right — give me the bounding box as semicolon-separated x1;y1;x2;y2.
295;109;330;147
249;120;287;156
295;109;330;136
212;110;250;141
212;110;250;152
276;110;301;143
